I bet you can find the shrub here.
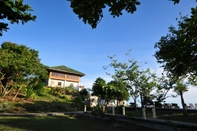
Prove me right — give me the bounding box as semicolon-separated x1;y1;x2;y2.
25;88;36;99
33;82;45;95
91;105;105;117
116;105;124;114
50;87;65;96
59;95;68;100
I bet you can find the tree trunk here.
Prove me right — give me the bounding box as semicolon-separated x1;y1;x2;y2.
134;98;137;111
180;91;188;116
12;86;23;100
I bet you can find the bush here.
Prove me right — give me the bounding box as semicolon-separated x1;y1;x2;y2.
91;105;105;117
50;87;65;96
25;88;36;99
59;95;68;100
33;82;45;95
116;105;124;114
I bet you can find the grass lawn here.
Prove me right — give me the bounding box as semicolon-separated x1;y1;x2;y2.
157;113;197;124
0;114;156;131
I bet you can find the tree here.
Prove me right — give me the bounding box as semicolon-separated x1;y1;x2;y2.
137;69;157;108
154;7;197;79
0;0;36;36
91;77;129;106
174;79;189;116
91;77;106;100
69;0;194;28
105;53;157;109
0;0;193;35
0;42;48;98
79;88;89;100
154;73;175;108
107;80;130;106
104;54;140;109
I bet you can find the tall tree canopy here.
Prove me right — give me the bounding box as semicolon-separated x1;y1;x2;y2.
92;77;106;99
0;0;36;36
154;7;197;79
105;53;159;108
69;0;194;28
0;42;48;98
0;0;195;35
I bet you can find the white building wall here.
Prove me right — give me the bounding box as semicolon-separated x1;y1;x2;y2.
48;78;80;90
64;81;79;90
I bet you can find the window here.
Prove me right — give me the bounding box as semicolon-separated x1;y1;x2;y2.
66;75;78;80
51;72;65;78
58;82;62;87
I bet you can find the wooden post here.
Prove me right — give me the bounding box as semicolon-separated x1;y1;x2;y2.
142;108;146;119
112;106;115;115
152;108;156;119
122;107;125;115
84;105;87;112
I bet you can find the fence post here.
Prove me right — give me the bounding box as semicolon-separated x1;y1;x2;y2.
112;106;115;115
152;108;156;119
142;108;146;119
84;105;86;112
122;106;125;115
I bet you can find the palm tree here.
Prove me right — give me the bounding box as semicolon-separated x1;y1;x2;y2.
174;80;188;116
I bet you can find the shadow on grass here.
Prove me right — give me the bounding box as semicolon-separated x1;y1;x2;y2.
0;115;80;131
0;115;156;131
2;100;85;113
15;101;73;112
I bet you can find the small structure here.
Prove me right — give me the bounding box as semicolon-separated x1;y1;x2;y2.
47;65;85;91
89;96;99;107
89;96;127;107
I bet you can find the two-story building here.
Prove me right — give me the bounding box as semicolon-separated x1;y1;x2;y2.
47;65;85;91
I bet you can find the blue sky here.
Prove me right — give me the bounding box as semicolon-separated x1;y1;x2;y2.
1;0;197;106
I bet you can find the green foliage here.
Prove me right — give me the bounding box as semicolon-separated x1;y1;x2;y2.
105;52;157;108
79;88;88;99
107;80;130;103
92;77;107;99
154;74;175;105
91;105;105;117
0;0;36;36
59;94;68;100
50;87;65;96
49;86;78;100
65;85;78;95
116;105;124;114
71;96;84;110
69;0;195;28
70;0;140;28
25;87;36;99
91;77;129;106
154;7;197;79
2;102;9;109
30;81;46;96
0;42;48;98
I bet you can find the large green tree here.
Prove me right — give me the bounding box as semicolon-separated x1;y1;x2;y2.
91;77;129;106
154;7;197;79
69;0;194;28
0;42;48;98
105;53;157;109
154;73;175;108
91;77;107;100
107;80;130;106
1;0;194;35
0;0;36;36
